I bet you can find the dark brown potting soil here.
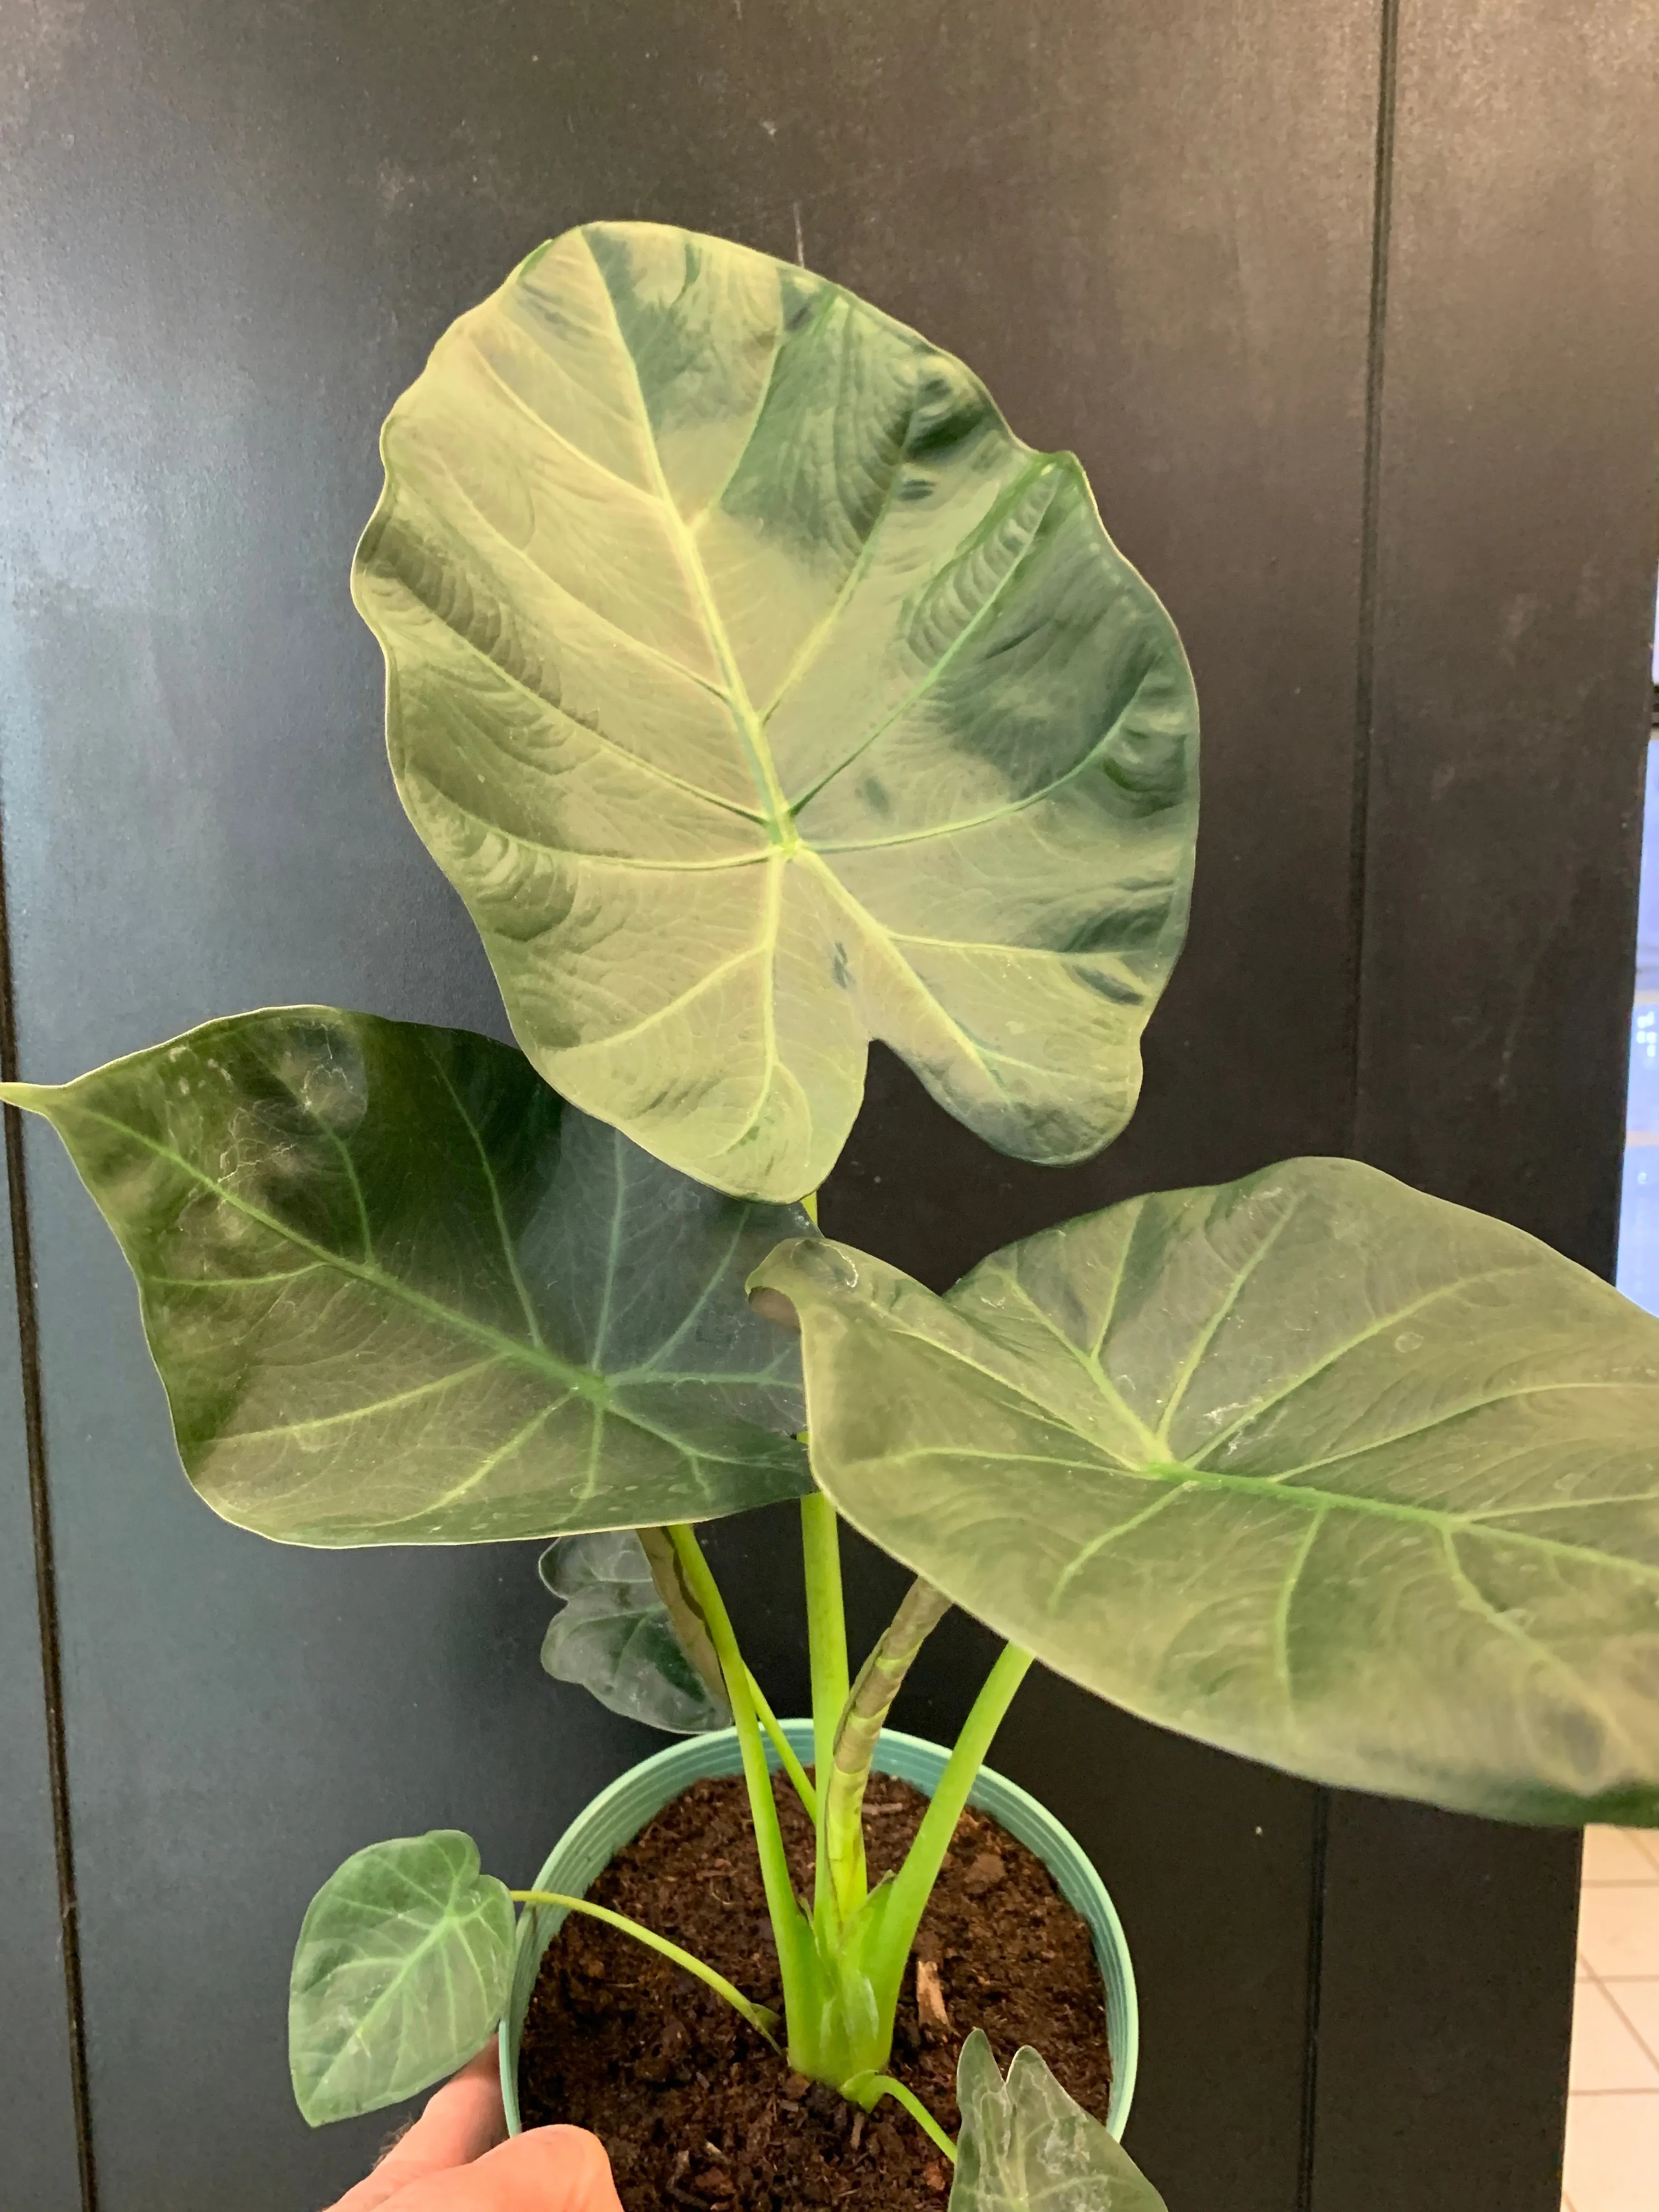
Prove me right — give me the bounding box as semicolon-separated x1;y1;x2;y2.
517;1768;1113;2212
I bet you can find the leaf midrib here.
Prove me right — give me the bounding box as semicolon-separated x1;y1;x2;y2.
71;1102;804;1487
582;234;795;844
575;240;1079;864
851;1306;1659;1590
304;1880;505;2103
74;1102;601;1396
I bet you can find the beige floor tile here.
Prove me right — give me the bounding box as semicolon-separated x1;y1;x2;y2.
1605;1983;1659;2068
1581;1954;1599;1980
1623;1830;1659;1876
1561;2092;1659;2212
1578;1886;1659;1979
1571;1983;1659;2091
1584;1829;1659;1883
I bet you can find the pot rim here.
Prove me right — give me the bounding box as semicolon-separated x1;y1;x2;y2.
500;1718;1138;2141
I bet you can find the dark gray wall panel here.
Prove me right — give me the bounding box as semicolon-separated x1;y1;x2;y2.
1353;0;1659;1261
0;5;1384;2205
0;1;1384;2201
1313;1798;1585;2212
1313;5;1659;2209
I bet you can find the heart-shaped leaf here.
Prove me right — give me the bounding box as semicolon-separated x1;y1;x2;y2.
289;1830;514;2125
353;221;1198;1201
951;2031;1166;2212
539;1528;729;1732
751;1160;1659;1822
4;1008;811;1543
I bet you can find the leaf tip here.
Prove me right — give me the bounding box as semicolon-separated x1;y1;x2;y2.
0;1078;56;1116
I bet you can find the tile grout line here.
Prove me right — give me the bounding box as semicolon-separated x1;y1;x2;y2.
1568;1833;1659;2208
1598;1982;1659;2074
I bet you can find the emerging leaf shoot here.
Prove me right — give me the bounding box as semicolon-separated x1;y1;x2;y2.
951;2032;1166;2212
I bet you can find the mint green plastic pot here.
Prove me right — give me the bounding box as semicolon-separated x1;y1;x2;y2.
499;1719;1138;2140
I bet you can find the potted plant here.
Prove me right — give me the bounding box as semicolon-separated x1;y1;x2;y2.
10;222;1657;2211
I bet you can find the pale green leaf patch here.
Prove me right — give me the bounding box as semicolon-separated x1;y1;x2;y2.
751;1159;1659;1823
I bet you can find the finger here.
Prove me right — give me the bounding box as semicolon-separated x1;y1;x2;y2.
370;2125;624;2212
325;2050;506;2212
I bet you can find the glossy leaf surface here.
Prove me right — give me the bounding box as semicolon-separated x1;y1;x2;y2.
4;1008;810;1543
538;1528;729;1732
289;1831;514;2125
951;2032;1166;2212
752;1159;1659;1822
354;221;1198;1201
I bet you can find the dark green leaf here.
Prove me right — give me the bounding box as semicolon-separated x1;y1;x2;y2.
752;1159;1659;1822
951;2030;1166;2212
539;1529;729;1732
289;1830;514;2125
4;1007;811;1543
353;222;1198;1201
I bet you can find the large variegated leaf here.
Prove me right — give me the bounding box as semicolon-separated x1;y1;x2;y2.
353;221;1198;1203
750;1159;1659;1822
3;1008;810;1543
952;2033;1166;2212
289;1830;514;2124
538;1529;729;1733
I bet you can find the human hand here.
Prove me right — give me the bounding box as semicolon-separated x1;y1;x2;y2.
325;2049;623;2212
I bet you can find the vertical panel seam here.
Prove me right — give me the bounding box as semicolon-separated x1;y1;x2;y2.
1308;4;1403;2208
0;807;99;2212
1345;0;1403;1161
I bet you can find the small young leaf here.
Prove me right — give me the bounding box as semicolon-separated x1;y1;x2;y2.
3;1007;812;1544
753;1159;1659;1823
289;1831;514;2125
539;1530;730;1733
952;2030;1166;2212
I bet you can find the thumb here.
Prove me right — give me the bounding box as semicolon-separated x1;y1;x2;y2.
373;2125;623;2212
326;2050;504;2210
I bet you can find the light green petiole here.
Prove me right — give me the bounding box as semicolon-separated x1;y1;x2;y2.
642;1497;1029;2101
841;2071;957;2162
666;1523;817;2016
857;1642;1034;2029
748;1666;817;1821
636;1519;816;1818
510;1889;780;2047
